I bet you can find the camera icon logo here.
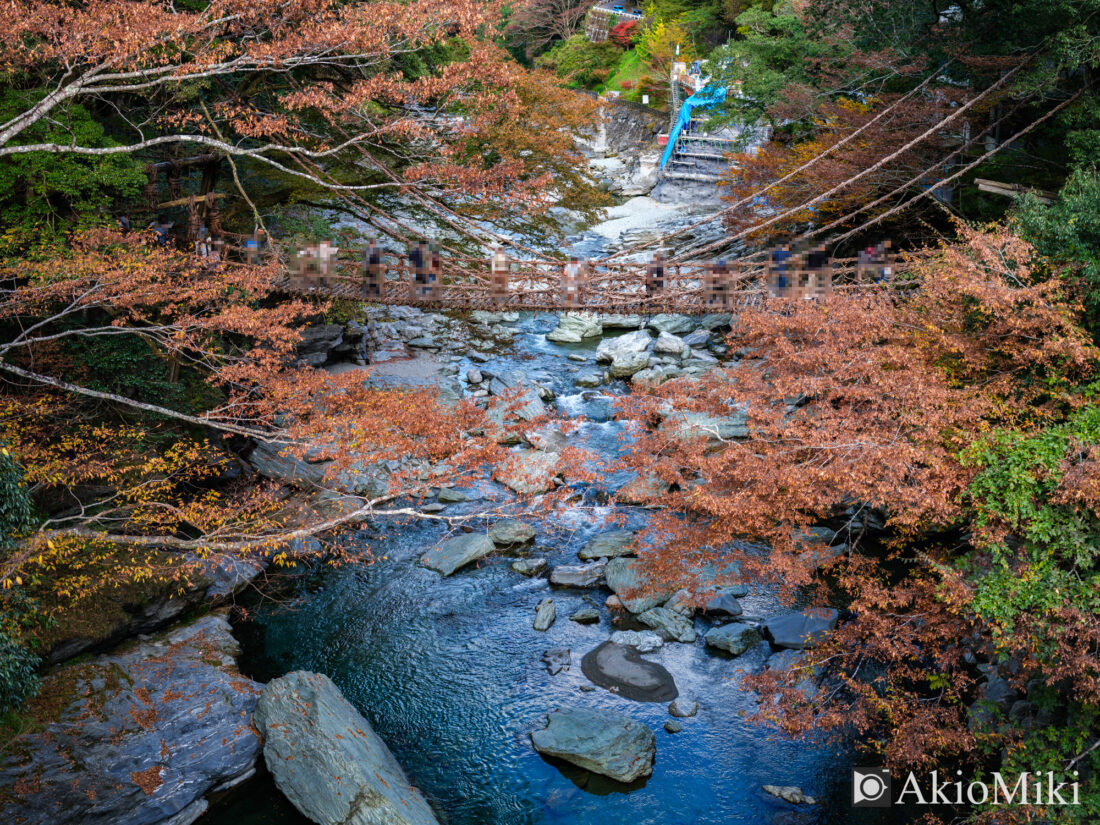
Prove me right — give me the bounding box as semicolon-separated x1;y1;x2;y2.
852;768;892;807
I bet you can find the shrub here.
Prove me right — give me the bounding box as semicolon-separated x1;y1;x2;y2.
609;19;639;48
536;35;623;89
0;630;38;713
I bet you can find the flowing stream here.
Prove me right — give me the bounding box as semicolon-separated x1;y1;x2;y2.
201;198;887;825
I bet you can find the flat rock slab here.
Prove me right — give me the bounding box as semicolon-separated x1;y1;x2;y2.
489;519;536;546
578;530;637;560
255;671;439;825
530;706;656;783
549;561;606;588
763;608;839;650
580;641;678;702
0;613;261;825
420;533;496;576
637;606;697;643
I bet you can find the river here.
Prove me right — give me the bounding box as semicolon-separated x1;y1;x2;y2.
200;195;888;825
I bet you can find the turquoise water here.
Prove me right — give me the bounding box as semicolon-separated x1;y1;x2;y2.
203;314;892;825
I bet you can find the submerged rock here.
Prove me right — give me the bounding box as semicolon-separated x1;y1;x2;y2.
542;648;571;675
420;532;496;576
534;597;557;631
489;519;536;546
762;608;839;650
254;671;439;825
0;613;262;825
704;622;761;656
664;719;683;734
763;785;817;805
578;529;636;560
580;641;678;702
530;707;656;783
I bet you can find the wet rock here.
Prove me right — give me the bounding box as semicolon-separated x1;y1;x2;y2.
489;519;536;546
647;314;694;335
704;589;745;619
704;622;761;655
664;720;683;734
609;630;664;653
534;597;557;631
0;613;262;825
542;648;571;675
255;671;439;825
547;313;603;343
578;529;637;560
580;641;678;702
595;330;652;363
653;331;687;356
609;350;651;378
604;557;674;613
669;698;699;718
637;606;697;643
570;608;601;624
512;558;548;577
494;450;560;495
763;785;817;805
530;707;656;783
549;561;607;588
419;533;496;576
762;608;839;650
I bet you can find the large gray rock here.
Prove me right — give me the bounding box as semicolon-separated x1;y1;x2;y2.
704;622;761;655
546;313;603;343
604;557;674;613
703;588;745;619
615;473;671;505
663;410;749;444
420;533;496;576
595;330;651;364
530;707;656;783
254;672;439;825
0;613;262;825
601;314;645;329
578;530;637;560
486;373;547;422
580;641;678;702
249;441;327;487
489;519;536;546
494;450;560;495
637;607;697;643
295;323;344;366
512;557;548;577
646;314;694;335
609;350;651;378
763;608;839;650
652;331;687;356
549;561;606;588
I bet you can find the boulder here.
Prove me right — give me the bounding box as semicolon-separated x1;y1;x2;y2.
541;648;571;676
762;608;839;650
609;630;664;653
595;330;652;364
763;785;816;805
254;672;439;825
609;350;651;378
601;314;645;329
704;622;761;655
0;613;262;825
615;474;671;505
575;371;603;388
549;562;607;588
489;519;536;546
664;719;683;734
295;323;344;366
681;329;712;348
664;589;696;618
466;368;484;384
547;313;603;343
637;606;697;643
663;410;748;444
580;641;678;702
512;557;548;577
604;557;673;613
437;487;470;503
420;533;496;576
697;313;733;331
494;450;560;495
570;608;601;624
669;698;699;718
486;375;546;422
652;331;687;356
534;597;556;631
249;441;328;488
704;587;747;618
646;314;694;335
578;530;637;560
530;707;656;783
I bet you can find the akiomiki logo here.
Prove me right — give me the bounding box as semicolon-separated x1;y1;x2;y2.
851;767;1081;808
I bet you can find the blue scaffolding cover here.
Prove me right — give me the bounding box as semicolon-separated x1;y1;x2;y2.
659;85;728;170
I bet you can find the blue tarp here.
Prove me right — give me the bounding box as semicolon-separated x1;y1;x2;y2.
659;85;728;170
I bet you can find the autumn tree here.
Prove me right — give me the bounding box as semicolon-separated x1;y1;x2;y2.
506;0;597;59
